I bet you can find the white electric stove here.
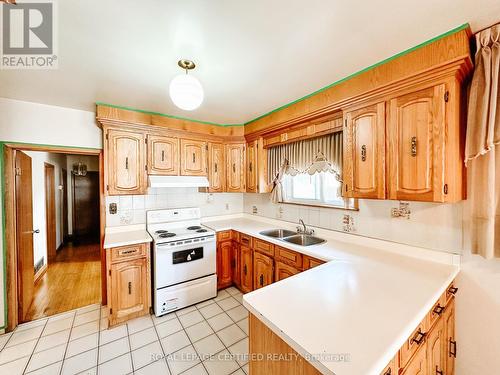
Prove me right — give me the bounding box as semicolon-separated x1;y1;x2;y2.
147;208;217;316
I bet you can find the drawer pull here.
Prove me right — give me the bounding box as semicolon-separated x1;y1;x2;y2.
192;153;196;163
449;339;457;358
448;286;458;295
411;329;426;345
120;249;138;256
433;304;445;316
361;145;367;161
259;274;264;287
436;367;443;375
411;136;417;156
161;150;165;162
128;282;132;295
125;157;129;170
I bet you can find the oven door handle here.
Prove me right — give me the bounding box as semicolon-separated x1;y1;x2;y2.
155;239;215;252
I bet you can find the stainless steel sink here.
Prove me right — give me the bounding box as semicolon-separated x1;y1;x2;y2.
281;234;326;246
259;229;297;238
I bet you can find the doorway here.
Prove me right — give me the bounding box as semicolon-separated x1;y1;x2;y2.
4;144;105;329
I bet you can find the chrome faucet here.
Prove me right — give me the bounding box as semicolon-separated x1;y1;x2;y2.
297;219;314;235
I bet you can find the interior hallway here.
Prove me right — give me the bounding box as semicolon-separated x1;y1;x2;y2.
25;241;101;322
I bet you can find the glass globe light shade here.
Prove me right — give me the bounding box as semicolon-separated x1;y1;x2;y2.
169;73;204;111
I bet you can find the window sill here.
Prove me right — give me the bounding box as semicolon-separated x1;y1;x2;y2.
279;199;359;211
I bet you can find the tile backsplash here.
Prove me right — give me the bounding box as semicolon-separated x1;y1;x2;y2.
105;188;244;227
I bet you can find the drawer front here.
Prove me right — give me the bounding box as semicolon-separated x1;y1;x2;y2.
110;243;148;263
429;290;448;328
231;230;240;242
240;234;253;248
275;246;302;269
446;281;458;302
302;255;325;270
217;230;232;242
400;319;428;369
254;238;274;256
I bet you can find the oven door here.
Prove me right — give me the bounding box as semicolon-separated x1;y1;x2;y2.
153;239;216;289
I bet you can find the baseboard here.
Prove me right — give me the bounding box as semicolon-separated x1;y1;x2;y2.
34;264;47;285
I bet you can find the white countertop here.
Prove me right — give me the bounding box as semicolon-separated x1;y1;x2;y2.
203;216;459;375
103;228;152;249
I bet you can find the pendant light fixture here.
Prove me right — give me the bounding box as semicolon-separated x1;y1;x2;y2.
169;59;204;111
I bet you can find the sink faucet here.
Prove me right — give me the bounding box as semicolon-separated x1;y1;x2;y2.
297;219;314;235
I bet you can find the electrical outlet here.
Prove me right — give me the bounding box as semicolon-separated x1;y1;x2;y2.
252;205;258;214
343;214;355;232
109;203;117;214
391;202;411;219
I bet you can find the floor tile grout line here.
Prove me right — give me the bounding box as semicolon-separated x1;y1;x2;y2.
179;302;210;375
58;308;78;375
95;305;103;373
150;313;173;375
19;317;49;374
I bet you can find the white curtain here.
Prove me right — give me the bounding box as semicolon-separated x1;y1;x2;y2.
465;24;500;258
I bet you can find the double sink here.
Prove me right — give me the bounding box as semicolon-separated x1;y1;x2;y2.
259;229;326;246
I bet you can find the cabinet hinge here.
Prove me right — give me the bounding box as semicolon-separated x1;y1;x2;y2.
444;91;449;102
443;184;448;195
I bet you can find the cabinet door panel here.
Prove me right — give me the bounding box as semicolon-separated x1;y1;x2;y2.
388;85;445;201
246;141;258;192
181;139;207;176
148;135;179;175
401;345;427;375
107;129;146;195
253;252;273;290
343;102;385;199
226;144;246;192
208;143;225;192
444;300;456;375
217;240;233;289
275;261;300;282
427;319;445;375
231;241;241;287
240;245;253;293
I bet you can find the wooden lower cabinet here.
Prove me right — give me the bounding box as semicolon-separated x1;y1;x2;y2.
275;261;300;282
106;243;151;326
303;255;325;270
231;240;241;287
401;344;427;375
427;318;445;375
444;299;456;375
240;245;253;293
254;252;274;289
217;240;233;289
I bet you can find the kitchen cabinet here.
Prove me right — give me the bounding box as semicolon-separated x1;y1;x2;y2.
231;240;241;287
401;344;427;375
208;142;225;192
217;239;233;290
302;255;325;270
380;357;398;375
427;318;445;375
105;129;147;195
240;244;253;293
275;246;302;269
343;102;386;199
226;143;246;192
147;134;179;175
246;140;258;192
444;300;456;374
180;139;207;176
275;261;300;282
253;238;274;257
106;243;151;326
254;252;273;290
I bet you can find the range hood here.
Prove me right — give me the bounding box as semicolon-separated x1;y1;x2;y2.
148;175;209;188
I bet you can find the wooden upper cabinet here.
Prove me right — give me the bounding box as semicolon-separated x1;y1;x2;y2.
246;140;258;193
147;135;179;175
343;102;386;199
106;129;147;195
226;143;246;192
387;84;446;202
180;139;207;176
208;142;225;192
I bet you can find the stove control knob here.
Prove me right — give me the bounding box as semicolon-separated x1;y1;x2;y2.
187;254;192;261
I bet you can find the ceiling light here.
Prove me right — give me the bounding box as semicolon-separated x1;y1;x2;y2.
169;59;204;111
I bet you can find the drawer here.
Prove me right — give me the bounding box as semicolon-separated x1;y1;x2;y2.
110;243;148;263
399;318;428;369
302;255;325;270
446;281;458;302
254;238;274;256
231;230;240;242
217;230;232;242
240;233;253;248
429;289;448;328
275;246;302;269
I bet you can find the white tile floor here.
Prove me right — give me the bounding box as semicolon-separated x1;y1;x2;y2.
0;287;249;375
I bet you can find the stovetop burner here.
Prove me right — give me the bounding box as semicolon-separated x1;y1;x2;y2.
196;229;208;233
155;230;169;234
158;232;176;238
187;226;202;230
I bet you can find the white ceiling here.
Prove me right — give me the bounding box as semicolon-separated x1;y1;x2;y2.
1;0;499;124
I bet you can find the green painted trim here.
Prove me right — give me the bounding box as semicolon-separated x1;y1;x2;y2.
95;102;245;128
0;141;102;331
244;23;470;125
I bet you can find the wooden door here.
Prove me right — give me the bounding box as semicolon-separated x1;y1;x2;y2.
208;142;225;192
44;163;56;262
180;139;207;176
240;245;253;293
343;102;385;199
387;85;446;202
217;241;233;289
246;141;258;192
110;258;149;324
61;168;68;241
254;252;273;290
73;171;100;242
226;143;246;192
231;241;241;287
444;300;456;375
15;151;35;323
401;345;427;375
106;129;146;195
147;135;179;175
275;261;300;282
427;319;445;375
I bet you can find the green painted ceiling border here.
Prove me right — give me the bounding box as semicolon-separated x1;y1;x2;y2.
99;23;470;128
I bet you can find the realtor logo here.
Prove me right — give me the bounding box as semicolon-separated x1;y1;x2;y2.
1;0;58;69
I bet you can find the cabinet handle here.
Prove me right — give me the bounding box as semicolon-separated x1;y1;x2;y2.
192;153;196;163
448;286;458;295
411;136;417;157
436;367;444;375
361;145;367;162
214;163;218;173
161;150;165;162
125;157;129;170
411;329;426;345
128;282;132;295
383;369;391;375
449;339;457;358
243;264;247;275
249;162;253;172
233;164;236;173
433;304;445;316
259;274;264;287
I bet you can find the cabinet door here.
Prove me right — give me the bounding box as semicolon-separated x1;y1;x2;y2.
231;241;241;287
180;139;207;176
106;129;146;195
240;245;253;293
147;135;179;175
275;261;300;282
427;319;445;375
208;143;225;192
226;143;246;192
401;345;427;375
246;141;258;192
110;258;149;324
387;85;446;202
253;252;273;290
444;300;456;375
343;102;386;199
217;240;233;289
302;255;324;270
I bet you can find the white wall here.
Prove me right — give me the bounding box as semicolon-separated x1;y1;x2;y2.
0;97;101;329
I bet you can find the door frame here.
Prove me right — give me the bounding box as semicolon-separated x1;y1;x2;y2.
2;143;105;332
44;163;56;263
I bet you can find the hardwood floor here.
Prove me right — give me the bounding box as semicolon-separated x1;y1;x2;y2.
25;240;101;322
